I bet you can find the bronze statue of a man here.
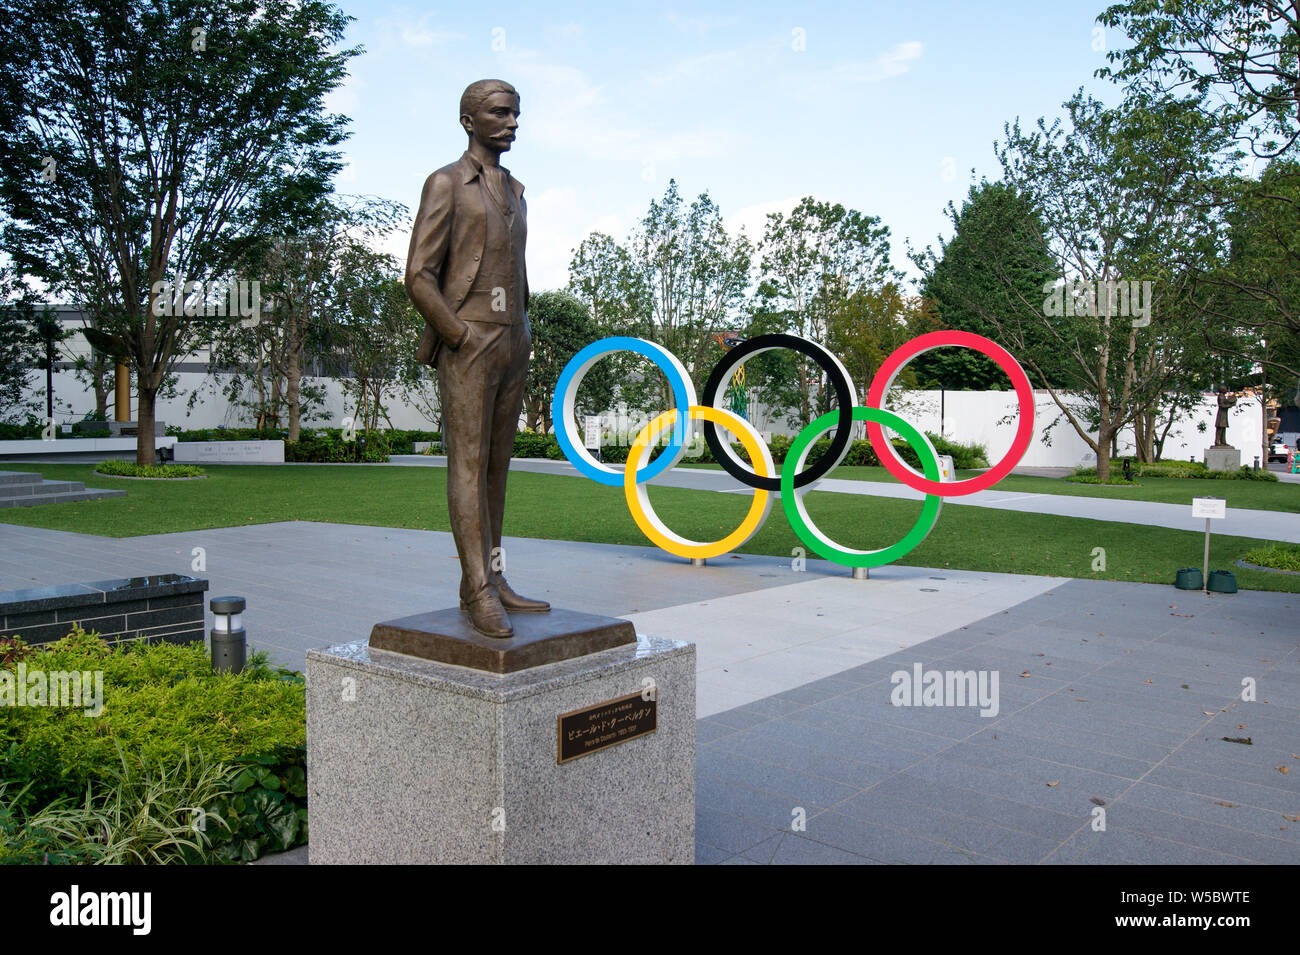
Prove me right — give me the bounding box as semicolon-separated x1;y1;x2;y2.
405;79;549;637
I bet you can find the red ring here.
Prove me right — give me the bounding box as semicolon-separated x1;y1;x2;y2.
865;331;1034;496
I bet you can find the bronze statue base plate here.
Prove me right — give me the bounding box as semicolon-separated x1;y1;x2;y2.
368;607;637;674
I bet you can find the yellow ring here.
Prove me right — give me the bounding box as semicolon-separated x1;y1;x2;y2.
624;405;774;559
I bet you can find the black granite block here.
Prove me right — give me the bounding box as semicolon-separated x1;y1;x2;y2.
58;598;150;621
126;606;204;631
3;609;56;630
0;583;104;615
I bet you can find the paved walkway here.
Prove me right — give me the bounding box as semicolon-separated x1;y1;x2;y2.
387;456;1300;543
2;518;1297;864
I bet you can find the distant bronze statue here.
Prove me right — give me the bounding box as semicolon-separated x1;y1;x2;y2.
1212;388;1237;449
405;79;549;637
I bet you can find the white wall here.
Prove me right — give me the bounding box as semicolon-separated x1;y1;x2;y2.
23;368;1266;467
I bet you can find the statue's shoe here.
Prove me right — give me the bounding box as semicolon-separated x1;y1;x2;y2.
495;577;550;613
460;592;513;638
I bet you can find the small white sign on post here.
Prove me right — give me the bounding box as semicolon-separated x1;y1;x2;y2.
583;416;602;452
937;454;955;481
1192;497;1226;520
1192;497;1226;594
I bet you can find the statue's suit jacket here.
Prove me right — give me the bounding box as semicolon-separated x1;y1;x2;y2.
405;152;529;367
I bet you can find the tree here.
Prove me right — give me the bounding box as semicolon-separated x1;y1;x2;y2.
627;180;752;407
0;272;47;423
523;290;609;434
566;182;751;421
0;0;357;464
755;196;898;424
826;283;938;401
909;182;1062;390
1098;1;1300;382
916;92;1230;479
320;247;413;433
204;196;407;438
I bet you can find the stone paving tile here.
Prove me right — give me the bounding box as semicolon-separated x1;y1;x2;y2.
738;719;932;772
981;712;1181;763
959;727;1159;779
1099;802;1299;864
741;832;878;865
1114;782;1300;845
694;807;784;856
1139;765;1300;814
803;810;993;864
858;771;1089;843
821;790;1061;863
705;732;898;789
1047;827;1254;865
696;773;827;829
695;747;865;805
936;741;1140;798
694;842;734;865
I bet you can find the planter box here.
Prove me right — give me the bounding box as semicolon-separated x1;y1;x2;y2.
173;439;284;463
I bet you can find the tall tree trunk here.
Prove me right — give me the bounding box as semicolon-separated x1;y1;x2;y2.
1096;424;1114;481
286;314;303;443
136;387;157;466
92;351;109;418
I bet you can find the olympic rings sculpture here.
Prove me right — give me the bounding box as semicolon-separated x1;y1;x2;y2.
552;330;1035;569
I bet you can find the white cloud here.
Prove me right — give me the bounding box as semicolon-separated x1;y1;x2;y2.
724;196;804;244
400;16;463;47
545;22;584;42
526;186;624;291
665;12;739;34
499;51;736;163
836;41;924;83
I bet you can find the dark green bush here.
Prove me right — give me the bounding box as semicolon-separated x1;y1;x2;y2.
283;428;389;463
0;626;306;864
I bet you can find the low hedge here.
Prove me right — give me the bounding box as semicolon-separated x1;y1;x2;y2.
0;627;306;863
95;460;206;479
1073;462;1278;482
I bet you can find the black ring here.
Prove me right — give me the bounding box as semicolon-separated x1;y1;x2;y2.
701;333;855;491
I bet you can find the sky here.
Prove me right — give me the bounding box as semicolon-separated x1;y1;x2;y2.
326;0;1123;292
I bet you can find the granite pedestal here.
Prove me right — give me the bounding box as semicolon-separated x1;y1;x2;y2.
306;618;695;864
1204;447;1240;471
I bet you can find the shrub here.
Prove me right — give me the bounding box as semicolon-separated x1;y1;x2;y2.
0;627;305;822
283;428;389;463
1073;462;1278;482
95;460;205;479
1242;544;1300;572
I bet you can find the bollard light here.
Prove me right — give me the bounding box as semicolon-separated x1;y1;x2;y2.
210;595;247;674
1254;455;1260;469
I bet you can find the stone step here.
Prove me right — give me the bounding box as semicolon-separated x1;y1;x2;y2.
1;479;87;497
0;487;126;509
0;470;43;486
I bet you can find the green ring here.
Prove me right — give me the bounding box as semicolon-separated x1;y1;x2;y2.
781;406;944;568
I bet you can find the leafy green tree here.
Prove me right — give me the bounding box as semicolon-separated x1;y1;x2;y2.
320;248;412;433
566;182;751;420
916;92;1229;478
524;290;612;435
0;0;357;464
910;182;1062;390
755;197;897;424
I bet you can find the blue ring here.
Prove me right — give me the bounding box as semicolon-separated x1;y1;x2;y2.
552;337;695;486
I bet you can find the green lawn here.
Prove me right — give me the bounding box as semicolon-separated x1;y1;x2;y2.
682;462;1300;512
2;462;1297;592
